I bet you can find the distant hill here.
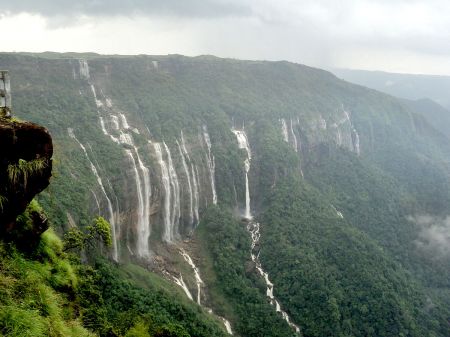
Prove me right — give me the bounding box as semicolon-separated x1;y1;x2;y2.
333;68;450;110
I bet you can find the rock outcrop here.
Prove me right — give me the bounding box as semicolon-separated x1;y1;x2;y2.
0;118;53;235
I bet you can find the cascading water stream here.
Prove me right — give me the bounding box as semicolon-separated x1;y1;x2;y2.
153;142;173;242
178;248;233;335
191;164;200;225
81;60;152;258
68;128;118;261
231;128;252;220
181;131;200;225
247;222;301;334
164;142;181;237
180;248;203;305
231;127;300;334
177;140;194;226
342;106;360;155
280;119;289;143
78;59;90;80
173;274;194;301
289;119;298;152
202;126;217;205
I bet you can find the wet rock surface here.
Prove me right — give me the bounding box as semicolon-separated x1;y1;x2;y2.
0;118;53;233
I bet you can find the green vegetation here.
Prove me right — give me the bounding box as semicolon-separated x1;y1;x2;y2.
198;206;296;337
0;209;228;337
63;216;112;252
8;158;48;188
0;229;93;337
0;195;7;212
2;52;450;336
259;177;450;337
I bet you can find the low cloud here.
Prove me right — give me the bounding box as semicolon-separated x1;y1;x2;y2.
408;215;450;258
0;0;251;19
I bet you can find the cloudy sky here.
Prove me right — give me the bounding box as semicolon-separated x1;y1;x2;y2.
1;0;450;75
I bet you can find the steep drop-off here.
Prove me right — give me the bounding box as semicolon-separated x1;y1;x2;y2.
2;53;450;336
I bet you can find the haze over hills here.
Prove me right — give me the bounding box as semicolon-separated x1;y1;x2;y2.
333;68;450;111
1;52;450;336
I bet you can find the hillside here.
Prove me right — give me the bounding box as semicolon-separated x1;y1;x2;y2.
1;53;450;336
332;68;450;110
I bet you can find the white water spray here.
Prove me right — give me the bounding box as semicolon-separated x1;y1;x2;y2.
84;63;152;257
280;119;289;143
231;128;252;220
164;142;181;237
78;59;90;80
68;128;118;261
247;222;301;334
178;248;233;335
202;126;217;205
289;119;298;152
153;142;173;242
177;140;194;226
173;274;193;301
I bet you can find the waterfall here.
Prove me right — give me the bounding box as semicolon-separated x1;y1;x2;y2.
342;106;361;155
177;140;194;226
181;131;199;225
164;142;181;237
173;275;194;301
67;128;118;261
91;190;101;213
289;119;298;152
84;66;152;257
202;126;217;205
78;59;90;80
134;148;151;257
111;115;120;130
180;248;204;305
124;148;151;258
280;119;289;142
229;125;300;334
153;142;174;242
119;113;130;129
247;222;301;334
231;128;252;220
191;164;200;225
178;248;234;335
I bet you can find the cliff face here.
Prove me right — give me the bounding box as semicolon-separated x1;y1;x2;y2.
0;118;53;234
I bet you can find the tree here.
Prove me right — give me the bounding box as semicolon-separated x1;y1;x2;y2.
63;216;112;252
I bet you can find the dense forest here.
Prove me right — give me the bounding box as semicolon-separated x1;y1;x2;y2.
0;52;450;336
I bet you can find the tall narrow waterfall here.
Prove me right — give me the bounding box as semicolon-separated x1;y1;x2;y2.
82;61;152;257
230;126;300;334
231;129;252;220
202;126;217;205
191;164;200;225
342;107;360;155
289;119;298;152
164;143;181;236
177;140;194;226
68;128;118;261
181;131;199;225
153;142;173;242
280;119;289;143
78;59;90;80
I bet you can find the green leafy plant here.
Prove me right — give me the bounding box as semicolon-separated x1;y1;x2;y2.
0;195;7;212
7;158;48;188
63;216;112;252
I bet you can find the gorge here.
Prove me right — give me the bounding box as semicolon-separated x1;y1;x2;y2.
1;52;450;337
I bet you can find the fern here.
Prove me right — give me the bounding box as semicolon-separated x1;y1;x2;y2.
0;195;7;212
7;158;48;188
